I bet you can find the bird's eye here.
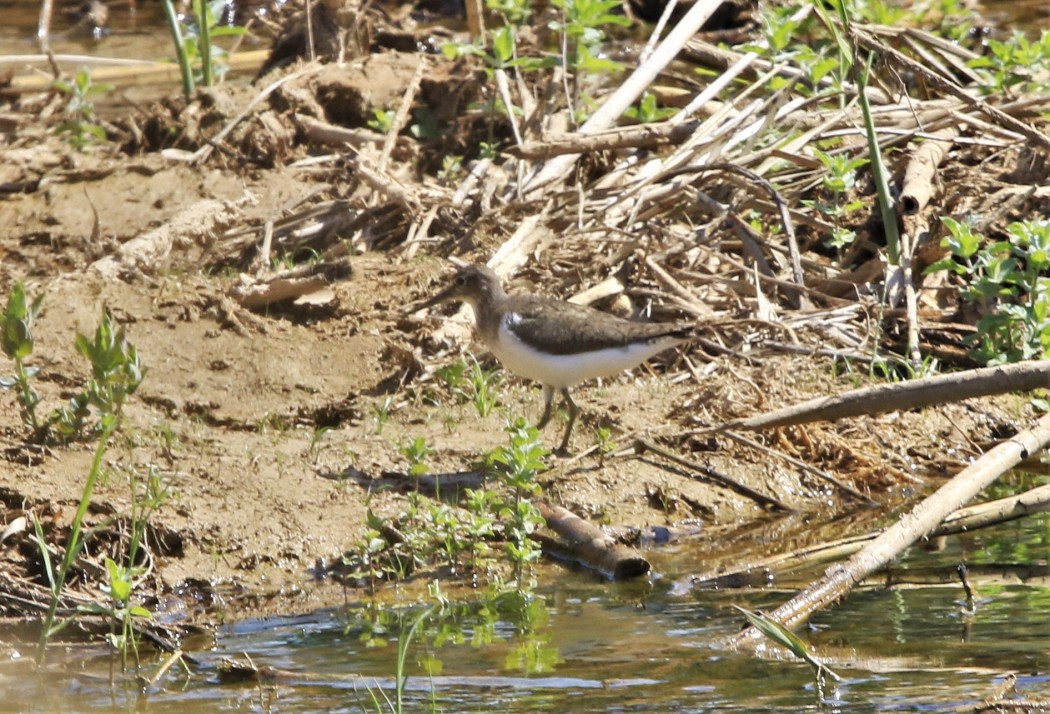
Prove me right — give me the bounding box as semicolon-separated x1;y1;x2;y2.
455;276;466;286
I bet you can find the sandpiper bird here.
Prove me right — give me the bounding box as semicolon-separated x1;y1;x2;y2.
419;264;692;453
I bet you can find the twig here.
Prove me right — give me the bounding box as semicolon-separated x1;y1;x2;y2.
852;29;1050;151
520;0;726;194
633;438;792;511
147;649;185;688
508;121;701;158
351;156;422;212
378;55;425;173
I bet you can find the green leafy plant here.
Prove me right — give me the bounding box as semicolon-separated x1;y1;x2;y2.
438;154;464;183
549;0;629;75
74;310;145;420
342;509;417;598
85;557;154;666
801;148;869;251
592;425;616;466
2;293;143;444
46;310;145;442
487;420;547;591
436;358;468;401
968;30;1050;96
400;437;434;479
926;218;1050;364
51;66;112;149
1;283;45;431
368;108;397;133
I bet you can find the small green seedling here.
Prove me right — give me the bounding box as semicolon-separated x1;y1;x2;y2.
400;437;434;478
467;354;500;418
368;108;397;133
1;283;45;431
372;396;395;434
52;66;112;149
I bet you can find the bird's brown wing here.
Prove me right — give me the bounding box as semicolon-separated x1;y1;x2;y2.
504;296;692;356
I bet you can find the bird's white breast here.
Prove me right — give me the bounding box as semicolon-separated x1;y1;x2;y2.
490;313;682;390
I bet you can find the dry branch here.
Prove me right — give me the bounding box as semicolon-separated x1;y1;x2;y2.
378;55;425;173
725;360;1050;431
508;121;701;159
731;411;1050;647
533;501;650;580
297;114;387;149
350;157;422;212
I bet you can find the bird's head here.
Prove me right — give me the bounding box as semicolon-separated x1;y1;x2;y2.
417;264;506;311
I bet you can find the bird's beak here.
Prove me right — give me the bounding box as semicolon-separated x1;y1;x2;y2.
409;281;455;314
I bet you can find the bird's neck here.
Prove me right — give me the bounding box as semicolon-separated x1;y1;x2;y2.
467;288;508;344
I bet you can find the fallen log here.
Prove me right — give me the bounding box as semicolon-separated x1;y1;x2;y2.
533;501;650;580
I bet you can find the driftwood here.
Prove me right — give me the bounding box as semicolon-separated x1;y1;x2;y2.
533;501;650;580
90;199;237;279
730;411;1050;648
724;360;1049;431
694;482;1050;589
229;258;351;309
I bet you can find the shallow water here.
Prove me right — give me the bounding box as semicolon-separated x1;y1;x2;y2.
3;506;1048;712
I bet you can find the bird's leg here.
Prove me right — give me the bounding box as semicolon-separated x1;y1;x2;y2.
536;385;555;430
557;388;579;454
